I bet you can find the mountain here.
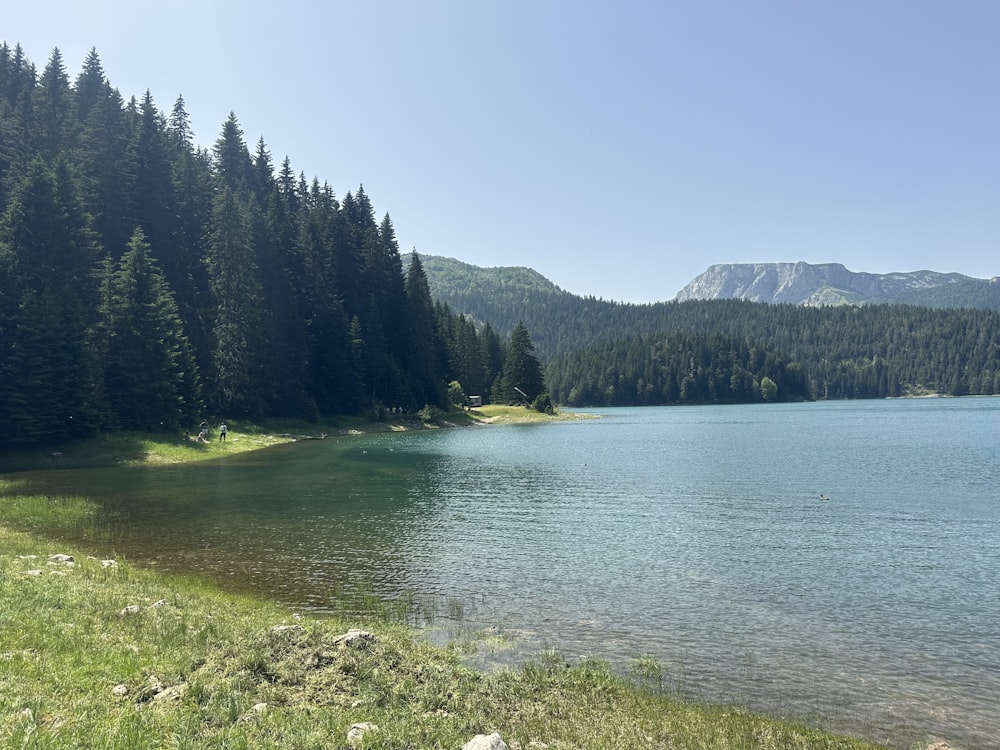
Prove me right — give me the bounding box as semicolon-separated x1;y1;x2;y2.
420;254;1000;401
419;254;654;360
674;262;1000;308
419;255;571;308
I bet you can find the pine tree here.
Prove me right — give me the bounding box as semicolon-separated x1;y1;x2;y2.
479;322;506;404
213;112;253;195
166;96;214;371
499;322;545;403
293;179;359;414
205;185;264;415
250;138;314;416
73;48;134;258
450;314;487;398
31;48;76;161
0;158;103;445
405;252;445;408
101;228;201;430
0;44;38;205
373;212;407;361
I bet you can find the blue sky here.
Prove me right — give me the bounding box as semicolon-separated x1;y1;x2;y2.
6;1;999;302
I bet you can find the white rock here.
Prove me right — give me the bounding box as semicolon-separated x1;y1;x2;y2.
150;599;168;609
119;605;142;616
48;554;74;563
112;684;129;698
333;629;377;648
270;624;305;636
101;559;118;568
346;722;378;746
463;733;509;750
152;683;186;702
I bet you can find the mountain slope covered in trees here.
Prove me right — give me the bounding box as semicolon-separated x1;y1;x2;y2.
421;256;1000;403
0;44;547;446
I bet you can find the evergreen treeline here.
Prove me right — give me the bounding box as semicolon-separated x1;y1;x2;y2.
546;332;811;406
422;257;1000;402
544;301;1000;403
0;45;543;447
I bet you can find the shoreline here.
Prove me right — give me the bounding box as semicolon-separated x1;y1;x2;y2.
0;405;594;474
0;521;892;750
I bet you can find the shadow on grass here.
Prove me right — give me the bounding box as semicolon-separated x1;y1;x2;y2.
0;430;201;473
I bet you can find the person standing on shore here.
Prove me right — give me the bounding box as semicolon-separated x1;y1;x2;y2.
219;422;228;442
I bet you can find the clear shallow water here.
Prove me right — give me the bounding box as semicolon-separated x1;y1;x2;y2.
7;399;1000;748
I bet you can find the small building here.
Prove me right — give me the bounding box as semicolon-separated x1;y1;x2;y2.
467;395;482;408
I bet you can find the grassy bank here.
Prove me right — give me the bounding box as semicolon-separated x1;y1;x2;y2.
0;411;902;749
0;404;587;473
0;520;889;749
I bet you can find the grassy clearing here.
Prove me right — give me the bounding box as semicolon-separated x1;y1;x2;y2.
464;404;596;425
0;516;890;750
0;428;291;473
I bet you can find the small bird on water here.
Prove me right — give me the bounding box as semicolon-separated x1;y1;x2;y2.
819;494;830;502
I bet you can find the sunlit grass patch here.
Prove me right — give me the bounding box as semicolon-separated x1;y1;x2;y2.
0;494;99;533
468;403;594;424
0;429;296;471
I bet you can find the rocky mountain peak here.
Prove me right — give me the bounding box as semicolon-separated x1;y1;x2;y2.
674;262;994;307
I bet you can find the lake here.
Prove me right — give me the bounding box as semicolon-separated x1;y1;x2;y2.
6;398;999;748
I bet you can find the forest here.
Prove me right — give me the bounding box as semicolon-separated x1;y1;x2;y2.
0;45;545;447
421;257;1000;405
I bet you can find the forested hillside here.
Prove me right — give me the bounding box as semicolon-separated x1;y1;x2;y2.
422;256;1000;403
546;332;812;406
420;255;670;359
0;45;543;447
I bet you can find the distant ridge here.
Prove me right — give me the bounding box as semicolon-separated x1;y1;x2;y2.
420;255;1000;363
674;262;1000;308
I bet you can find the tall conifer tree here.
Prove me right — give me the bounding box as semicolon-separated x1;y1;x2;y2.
73;48;133;258
32;48;76;161
101;228;201;430
499;321;545;403
205;185;263;415
0;158;103;444
405;252;445;408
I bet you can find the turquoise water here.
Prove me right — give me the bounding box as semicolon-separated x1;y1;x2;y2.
6;398;999;748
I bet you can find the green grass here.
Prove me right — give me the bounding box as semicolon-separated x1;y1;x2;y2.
465;403;595;425
0;428;294;473
0;512;895;749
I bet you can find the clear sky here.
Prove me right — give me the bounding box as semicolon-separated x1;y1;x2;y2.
6;1;999;302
